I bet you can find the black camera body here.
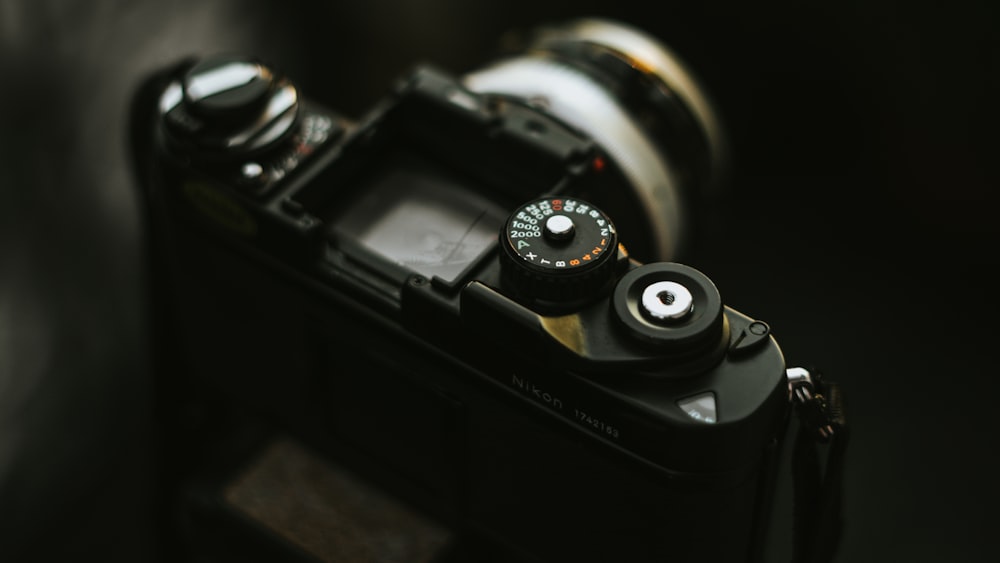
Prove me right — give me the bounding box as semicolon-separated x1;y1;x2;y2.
133;19;793;563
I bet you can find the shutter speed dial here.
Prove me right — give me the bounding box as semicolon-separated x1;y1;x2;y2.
500;198;619;303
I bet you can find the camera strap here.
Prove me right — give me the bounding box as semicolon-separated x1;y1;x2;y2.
787;368;849;563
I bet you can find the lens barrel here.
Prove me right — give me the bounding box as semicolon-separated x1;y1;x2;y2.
464;18;727;262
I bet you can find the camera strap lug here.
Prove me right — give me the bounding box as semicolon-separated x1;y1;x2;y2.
788;367;846;443
786;367;849;563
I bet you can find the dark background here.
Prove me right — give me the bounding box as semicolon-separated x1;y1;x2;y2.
1;1;998;561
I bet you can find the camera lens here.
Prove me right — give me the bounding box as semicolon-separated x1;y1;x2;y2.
463;18;726;262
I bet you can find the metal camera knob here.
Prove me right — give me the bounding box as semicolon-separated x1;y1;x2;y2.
500;197;619;304
158;55;300;157
612;262;724;349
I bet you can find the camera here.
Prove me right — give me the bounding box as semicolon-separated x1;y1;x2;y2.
131;18;811;563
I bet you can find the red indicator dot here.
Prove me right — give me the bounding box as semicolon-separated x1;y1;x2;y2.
592;156;606;172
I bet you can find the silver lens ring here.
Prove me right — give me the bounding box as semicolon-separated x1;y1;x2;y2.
463;18;727;262
465;56;685;259
530;18;727;194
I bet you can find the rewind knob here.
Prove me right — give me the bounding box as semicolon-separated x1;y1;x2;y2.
158;55;300;158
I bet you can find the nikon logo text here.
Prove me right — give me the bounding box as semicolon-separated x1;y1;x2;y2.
511;374;564;410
